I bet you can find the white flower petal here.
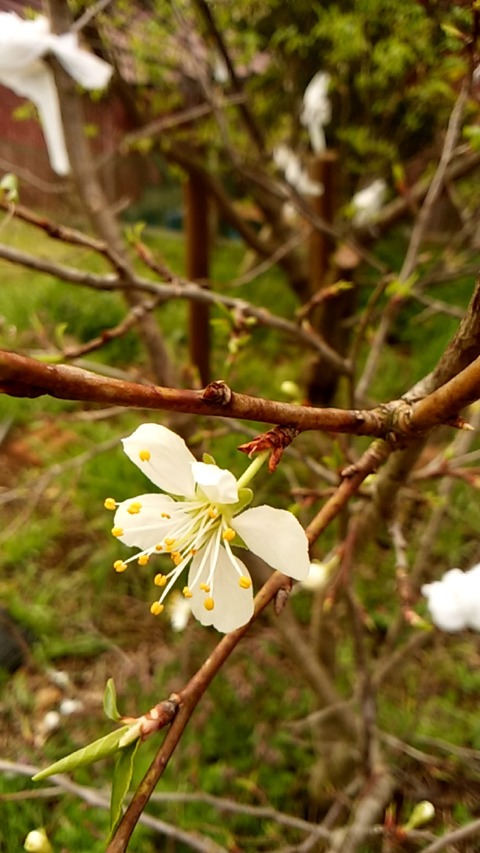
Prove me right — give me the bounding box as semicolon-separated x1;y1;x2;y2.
233;506;310;580
421;569;469;632
114;493;177;549
459;565;480;630
122;424;196;497
187;547;254;633
192;461;238;504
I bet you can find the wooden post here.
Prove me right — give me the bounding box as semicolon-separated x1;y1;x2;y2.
184;171;210;386
308;150;338;295
306;150;358;404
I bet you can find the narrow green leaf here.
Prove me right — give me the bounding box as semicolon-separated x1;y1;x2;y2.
32;725;136;780
103;678;121;722
108;739;141;840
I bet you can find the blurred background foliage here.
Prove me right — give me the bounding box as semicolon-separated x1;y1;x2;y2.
1;0;480;850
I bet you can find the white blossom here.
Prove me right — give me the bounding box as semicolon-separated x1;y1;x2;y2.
0;12;112;175
107;424;310;634
351;179;387;227
273;144;323;196
421;564;480;632
300;71;332;153
300;561;330;592
168;592;192;632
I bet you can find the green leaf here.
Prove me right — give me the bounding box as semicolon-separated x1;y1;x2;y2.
385;272;418;299
32;725;138;780
201;452;217;465
103;678;121;722
108;739;141;840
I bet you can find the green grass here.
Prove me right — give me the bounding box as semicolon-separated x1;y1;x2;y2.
2;217;480;850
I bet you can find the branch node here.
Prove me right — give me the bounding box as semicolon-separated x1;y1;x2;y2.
202;379;232;406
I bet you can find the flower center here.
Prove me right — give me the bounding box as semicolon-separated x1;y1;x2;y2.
107;495;252;619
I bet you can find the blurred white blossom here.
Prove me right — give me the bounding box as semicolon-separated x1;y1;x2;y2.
422;564;480;632
273;145;323;196
41;710;61;734
301;561;329;592
0;12;112;175
168;592;192;632
301;71;332;153
351;179;387;227
59;698;83;716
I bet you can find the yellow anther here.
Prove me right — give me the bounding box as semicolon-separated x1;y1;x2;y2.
164;537;176;547
239;575;252;589
222;527;236;542
150;602;165;616
111;527;124;537
155;543;163;551
127;502;142;515
138;554;150;566
190;548;197;555
208;507;219;519
139;449;151;461
154;573;167;587
182;586;193;598
161;512;171;519
113;560;128;573
203;597;215;611
104;497;116;510
200;582;210;592
172;552;183;566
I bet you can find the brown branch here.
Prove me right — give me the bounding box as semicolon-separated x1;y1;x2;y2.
0;241;348;373
406;356;480;432
421;818;480;853
0;201;115;263
0;349;365;430
0;761;225;853
191;0;265;154
106;570;289;852
3;346;480;439
60;297;164;360
47;0;174;387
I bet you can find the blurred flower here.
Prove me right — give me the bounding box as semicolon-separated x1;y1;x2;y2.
274;145;323;196
351;179;387;227
300;561;330;592
59;698;83;716
107;424;310;633
0;12;112;175
24;829;53;853
41;710;61;734
421;564;480;632
301;71;332;153
168;592;191;632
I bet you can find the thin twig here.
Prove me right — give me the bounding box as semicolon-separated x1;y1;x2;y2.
356;81;470;400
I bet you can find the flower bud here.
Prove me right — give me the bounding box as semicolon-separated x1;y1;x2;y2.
24;828;53;853
403;800;435;831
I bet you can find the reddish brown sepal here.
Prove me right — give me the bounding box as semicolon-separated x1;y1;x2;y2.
238;425;300;471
